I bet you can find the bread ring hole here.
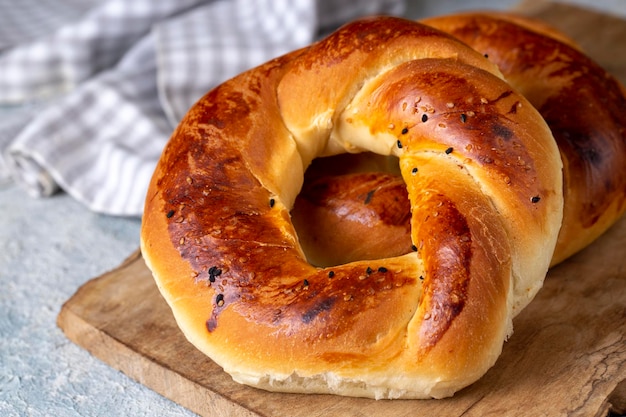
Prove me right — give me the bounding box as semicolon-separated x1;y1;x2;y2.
290;152;414;267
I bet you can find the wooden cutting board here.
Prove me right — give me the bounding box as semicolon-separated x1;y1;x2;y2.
58;2;626;416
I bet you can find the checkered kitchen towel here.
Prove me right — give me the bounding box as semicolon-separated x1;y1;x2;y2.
0;0;405;216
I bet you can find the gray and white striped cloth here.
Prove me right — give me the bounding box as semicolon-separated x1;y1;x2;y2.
0;0;405;216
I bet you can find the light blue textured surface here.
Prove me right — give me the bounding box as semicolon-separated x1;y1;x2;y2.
2;1;625;416
0;183;196;417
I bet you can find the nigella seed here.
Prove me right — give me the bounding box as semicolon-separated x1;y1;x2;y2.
419;275;424;280
303;279;309;287
411;167;418;175
216;294;224;307
411;245;418;252
166;210;175;218
460;114;467;123
378;267;388;273
445;147;454;154
208;266;222;282
397;140;403;149
531;196;541;203
401;127;409;134
421;114;428;123
269;198;275;208
484;53;489;58
366;266;373;275
328;271;335;278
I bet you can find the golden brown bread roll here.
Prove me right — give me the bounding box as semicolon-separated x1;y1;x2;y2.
140;16;563;399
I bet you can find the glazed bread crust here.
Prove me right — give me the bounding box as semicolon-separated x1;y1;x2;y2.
140;16;563;399
423;12;626;265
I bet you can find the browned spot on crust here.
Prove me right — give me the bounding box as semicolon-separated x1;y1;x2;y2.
415;193;471;350
540;78;626;227
291;171;414;267
291;16;451;72
297;172;411;228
